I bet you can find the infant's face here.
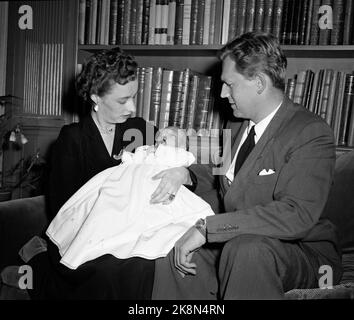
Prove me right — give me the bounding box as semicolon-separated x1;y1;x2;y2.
155;127;187;149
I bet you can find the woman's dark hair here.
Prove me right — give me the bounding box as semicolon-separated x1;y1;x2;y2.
76;47;138;102
219;32;287;91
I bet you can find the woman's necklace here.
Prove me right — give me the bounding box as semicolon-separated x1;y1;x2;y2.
92;114;115;135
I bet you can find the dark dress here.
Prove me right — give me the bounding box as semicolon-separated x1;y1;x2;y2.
28;115;157;300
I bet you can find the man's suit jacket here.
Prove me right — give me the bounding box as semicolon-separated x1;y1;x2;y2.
190;97;340;254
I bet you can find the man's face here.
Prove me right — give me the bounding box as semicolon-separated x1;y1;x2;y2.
220;56;259;121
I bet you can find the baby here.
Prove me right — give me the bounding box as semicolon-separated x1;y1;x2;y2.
46;127;214;270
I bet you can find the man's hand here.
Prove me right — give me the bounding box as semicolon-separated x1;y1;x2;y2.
174;226;206;277
150;167;191;204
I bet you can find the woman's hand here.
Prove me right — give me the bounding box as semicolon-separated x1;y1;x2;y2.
150;167;191;204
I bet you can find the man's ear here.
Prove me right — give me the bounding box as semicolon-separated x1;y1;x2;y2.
255;73;266;94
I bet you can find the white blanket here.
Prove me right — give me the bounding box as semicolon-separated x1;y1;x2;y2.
46;145;214;270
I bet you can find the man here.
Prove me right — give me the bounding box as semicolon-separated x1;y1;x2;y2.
150;32;342;299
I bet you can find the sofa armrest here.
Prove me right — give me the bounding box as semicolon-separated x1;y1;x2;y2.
0;196;48;270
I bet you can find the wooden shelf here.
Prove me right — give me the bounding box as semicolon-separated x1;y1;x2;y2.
336;146;354;155
78;44;354;58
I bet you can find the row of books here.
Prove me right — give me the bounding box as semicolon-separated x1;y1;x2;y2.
78;0;354;46
286;70;354;147
133;66;222;136
223;0;354;45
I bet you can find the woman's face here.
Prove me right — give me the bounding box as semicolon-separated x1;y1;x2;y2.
94;80;138;124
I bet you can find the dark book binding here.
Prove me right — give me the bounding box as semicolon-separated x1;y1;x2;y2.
330;0;345;45
254;0;265;32
174;0;184;45
263;0;274;34
338;74;354;146
309;0;321;45
318;0;332;45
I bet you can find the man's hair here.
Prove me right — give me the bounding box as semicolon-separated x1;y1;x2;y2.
218;32;287;91
76;47;137;101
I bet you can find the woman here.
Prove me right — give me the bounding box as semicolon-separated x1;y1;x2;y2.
28;47;157;299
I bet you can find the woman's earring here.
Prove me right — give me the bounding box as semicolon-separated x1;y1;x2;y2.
93;104;99;112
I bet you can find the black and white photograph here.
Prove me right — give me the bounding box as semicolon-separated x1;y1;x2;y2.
0;0;354;309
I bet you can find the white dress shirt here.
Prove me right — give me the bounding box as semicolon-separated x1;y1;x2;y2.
225;102;282;183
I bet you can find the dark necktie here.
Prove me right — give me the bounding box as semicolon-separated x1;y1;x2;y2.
234;126;256;177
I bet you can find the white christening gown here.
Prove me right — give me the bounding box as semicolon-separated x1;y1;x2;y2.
46;145;214;270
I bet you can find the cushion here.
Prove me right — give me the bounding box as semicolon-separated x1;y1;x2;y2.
322;150;354;253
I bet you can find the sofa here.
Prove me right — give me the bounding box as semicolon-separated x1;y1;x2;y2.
1;151;354;299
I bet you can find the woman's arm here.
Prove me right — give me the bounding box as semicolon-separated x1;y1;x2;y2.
46;126;83;220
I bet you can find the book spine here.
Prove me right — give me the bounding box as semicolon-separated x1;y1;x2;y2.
292;0;303;45
338;74;354;146
116;0;124;44
222;0;230;44
169;70;185;126
285;0;295;44
96;0;103;44
174;0;184;45
343;0;354;45
109;0;118;45
78;0;86;44
325;71;339;126
319;69;334;120
89;0;98;44
347;96;354;147
286;78;296;101
167;0;177;45
263;0;274;34
308;70;320;113
136;67;145;118
272;0;284;42
155;0;162;44
84;0;91;44
135;0;144;44
189;0;199;44
245;0;256;33
148;0;156;44
293;70;307;104
318;0;332;45
149;67;163;126
299;0;309;45
309;0;321;45
313;69;325;115
209;0;217;44
142;67;153;121
182;0;192;44
304;0;314;45
196;0;205;45
333;72;346;144
104;0;111;45
160;0;169;44
330;0;345;45
194;75;212;132
159;69;174;129
303;70;315;109
123;0;131;44
185;75;200;130
213;0;223;44
179;68;191;128
141;0;151;44
236;0;246;36
254;0;265;32
228;0;238;41
129;0;138;44
203;0;211;44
